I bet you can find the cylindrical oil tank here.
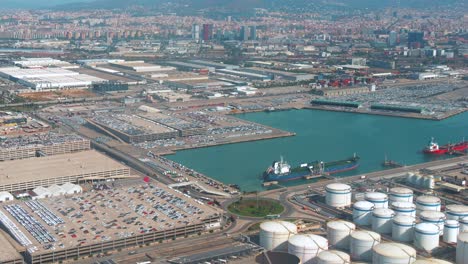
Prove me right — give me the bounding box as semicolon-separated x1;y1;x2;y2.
391;202;416;217
372;243;417;264
442;220;459;244
413;259;453;264
416;196;441;213
392;215;415;242
414;174;423;186
414;223;439;251
288;234;328;264
389;187;413;205
372;208;394;234
457;232;468;264
327;220;355;250
353;201;374;226
460;216;468;232
406;172;415;184
350;230;380;262
446;204;468;220
260;221;298;251
365;192;388;208
423;176;435;189
325;183;352;208
419;211;445;235
315;250;351;264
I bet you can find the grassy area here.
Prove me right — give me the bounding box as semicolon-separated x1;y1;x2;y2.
228;198;284;218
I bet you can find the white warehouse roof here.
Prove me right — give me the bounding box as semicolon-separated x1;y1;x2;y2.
61;183;82;195
0;191;14;202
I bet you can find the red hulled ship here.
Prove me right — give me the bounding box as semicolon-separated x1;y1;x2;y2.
423;137;468;155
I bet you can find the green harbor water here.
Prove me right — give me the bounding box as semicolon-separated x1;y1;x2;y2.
167;109;468;191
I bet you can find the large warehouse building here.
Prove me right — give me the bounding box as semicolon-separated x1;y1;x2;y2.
0;150;131;192
0;133;90;161
0;67;106;91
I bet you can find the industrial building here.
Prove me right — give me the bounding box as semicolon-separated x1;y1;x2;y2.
164;61;215;72
188;60;239;70
109;61;175;73
0;150;131;192
312;86;370;97
0;67;106;91
244;67;316;81
0;181;222;264
89;113;178;143
13;58;78;69
0;133;90;161
0;231;24;264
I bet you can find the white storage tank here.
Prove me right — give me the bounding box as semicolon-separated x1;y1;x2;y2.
392;215;415;242
325;183;352;208
372;243;417;264
406;172;415;184
419;211;445;235
315;250;351;264
423;175;435;189
391;202;416;217
415;196;441;213
446;204;468;220
350;230;381;262
442;220;459;244
353;201;374;226
372;208;394;234
288;234;328;264
414;223;439;252
413;259;453;264
414;174;423;186
326;220;355;250
389;187;413;205
460;216;468;232
259;221;298;251
365;192;388;208
457;232;468;264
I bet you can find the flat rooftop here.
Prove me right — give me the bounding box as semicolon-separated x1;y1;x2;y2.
0;150;128;186
0;180;221;254
92;114;176;135
0;230;23;262
0;133;87;150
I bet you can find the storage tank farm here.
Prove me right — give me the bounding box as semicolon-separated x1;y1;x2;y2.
445;204;468;220
391;201;417;217
460;216;468;232
414;223;440;251
389;187;414;205
372;243;417;264
457;232;468;264
326;220;355;250
416;196;442;214
259;221;297;251
364;192;388;208
372;208;395;234
419;210;446;235
413;259;454;264
442;219;459;244
315;250;351;264
325;183;352;208
392;215;416;242
287;234;328;264
349;230;381;261
353;200;374;226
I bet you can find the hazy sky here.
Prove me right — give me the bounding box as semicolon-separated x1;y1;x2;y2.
1;0;93;9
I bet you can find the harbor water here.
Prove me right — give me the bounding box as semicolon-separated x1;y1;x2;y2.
167;109;468;191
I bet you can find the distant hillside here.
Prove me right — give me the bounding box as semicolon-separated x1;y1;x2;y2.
56;0;465;11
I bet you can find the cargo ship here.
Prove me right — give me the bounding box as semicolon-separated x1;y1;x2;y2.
263;154;360;182
423;137;468;155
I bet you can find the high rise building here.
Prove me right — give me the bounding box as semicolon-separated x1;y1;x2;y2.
202;24;213;42
240;26;248;41
388;31;398;46
408;32;424;49
249;25;257;40
192;24;200;42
